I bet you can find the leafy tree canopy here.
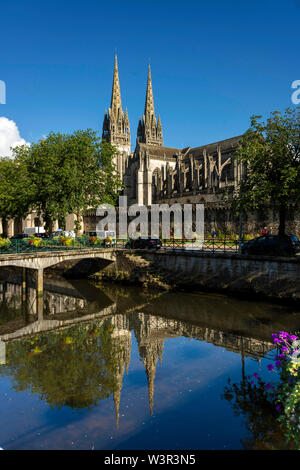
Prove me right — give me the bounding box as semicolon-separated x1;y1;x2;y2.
0;130;122;233
0;152;34;233
231;107;300;235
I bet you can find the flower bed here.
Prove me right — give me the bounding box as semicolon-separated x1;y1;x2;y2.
224;330;300;449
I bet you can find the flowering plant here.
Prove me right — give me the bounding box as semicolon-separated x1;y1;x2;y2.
0;237;11;248
89;236;101;245
267;332;300;446
29;236;42;248
223;331;300;449
60;237;73;247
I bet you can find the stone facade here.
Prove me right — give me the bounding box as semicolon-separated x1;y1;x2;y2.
101;57;300;236
102;55;131;182
2;58;299;237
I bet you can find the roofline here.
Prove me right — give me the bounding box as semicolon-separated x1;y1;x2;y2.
188;135;244;152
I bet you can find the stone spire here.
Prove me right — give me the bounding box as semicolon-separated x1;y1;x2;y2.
102;55;131;180
110;54;122;113
144;65;155;121
146;364;156;416
113;389;121;430
137;65;163;147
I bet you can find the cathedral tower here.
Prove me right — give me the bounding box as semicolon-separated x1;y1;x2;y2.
102;55;131;180
137;65;163;146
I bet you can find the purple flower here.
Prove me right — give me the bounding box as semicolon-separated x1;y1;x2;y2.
275;405;281;411
281;347;289;354
275;360;282;368
278;331;289;337
289;335;298;341
267;364;274;371
273;338;281;344
265;383;272;390
253;372;259;379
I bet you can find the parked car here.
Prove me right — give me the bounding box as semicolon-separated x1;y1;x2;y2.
24;227;45;236
288;234;300;250
125;237;162;250
34;232;50;239
10;233;29;240
50;230;75;238
241;234;299;256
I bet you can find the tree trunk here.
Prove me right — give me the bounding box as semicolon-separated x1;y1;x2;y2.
44;213;54;233
75;210;83;236
2;217;8;238
278;206;286;237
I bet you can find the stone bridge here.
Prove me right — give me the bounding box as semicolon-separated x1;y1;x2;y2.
0;248;117;270
0;248;118;307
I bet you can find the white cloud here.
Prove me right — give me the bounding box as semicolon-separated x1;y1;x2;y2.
0;117;30;158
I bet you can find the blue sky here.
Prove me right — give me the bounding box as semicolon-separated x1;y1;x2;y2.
0;0;299;150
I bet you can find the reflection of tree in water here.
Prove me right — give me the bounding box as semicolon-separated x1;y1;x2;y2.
222;376;296;450
0;319;123;409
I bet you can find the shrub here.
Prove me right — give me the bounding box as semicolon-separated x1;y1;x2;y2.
89;236;101;245
0;237;11;248
60;237;74;247
28;236;43;248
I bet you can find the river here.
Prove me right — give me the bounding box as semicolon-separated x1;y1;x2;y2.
0;277;299;450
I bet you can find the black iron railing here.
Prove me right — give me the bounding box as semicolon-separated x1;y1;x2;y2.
0;238;240;255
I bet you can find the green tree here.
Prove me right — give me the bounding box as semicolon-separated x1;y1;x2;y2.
15;130;121;233
0;153;33;236
232;107;300;236
60;130;122;234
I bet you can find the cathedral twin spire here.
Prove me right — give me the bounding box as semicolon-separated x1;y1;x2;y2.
137;64;163;146
103;56;163;149
111;54;122;112
102;54;130;149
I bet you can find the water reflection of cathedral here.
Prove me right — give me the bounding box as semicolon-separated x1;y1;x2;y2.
0;282;276;427
107;311;275;425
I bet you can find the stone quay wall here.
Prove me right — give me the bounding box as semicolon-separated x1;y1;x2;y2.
94;250;300;303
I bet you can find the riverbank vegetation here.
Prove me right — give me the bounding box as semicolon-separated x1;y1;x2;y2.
230;107;300;236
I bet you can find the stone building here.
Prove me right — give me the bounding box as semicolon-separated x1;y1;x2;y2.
102;55;131;182
99;56;300;236
1;57;298;237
